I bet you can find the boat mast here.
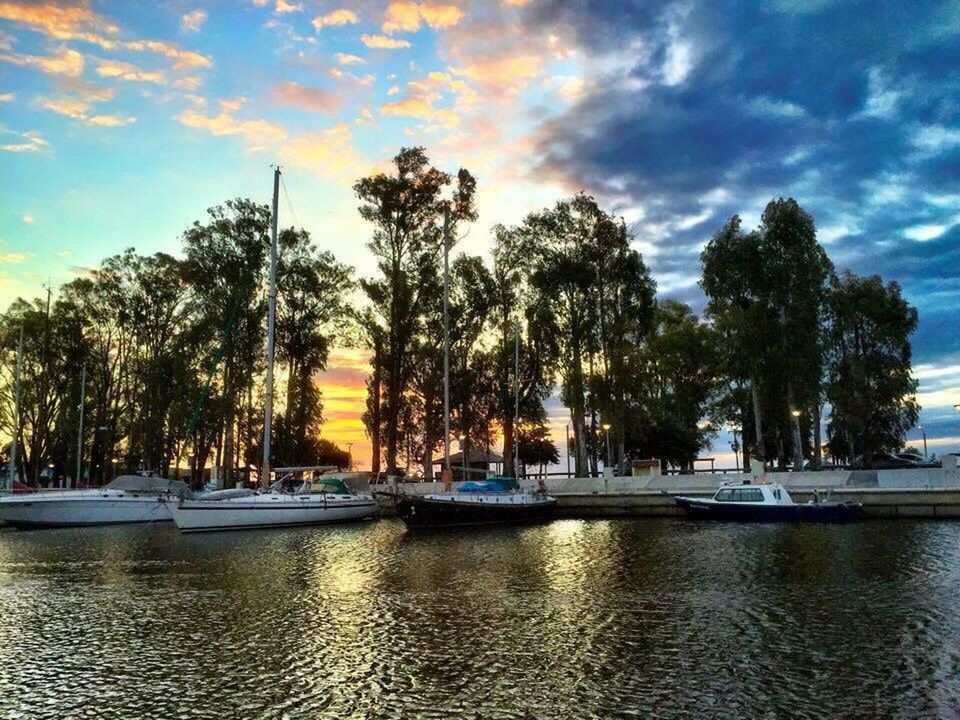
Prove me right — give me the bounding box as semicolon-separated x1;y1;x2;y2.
76;362;86;487
442;205;451;476
514;321;519;478
261;166;280;488
6;326;23;491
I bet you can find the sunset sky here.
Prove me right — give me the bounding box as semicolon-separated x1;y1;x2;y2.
2;0;959;469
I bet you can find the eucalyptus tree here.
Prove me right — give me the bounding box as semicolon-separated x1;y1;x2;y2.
272;227;354;466
589;225;656;471
825;272;919;464
182;198;270;487
511;193;623;476
488;225;556;478
628;301;722;470
354;146;476;475
0;294;86;482
701;199;832;466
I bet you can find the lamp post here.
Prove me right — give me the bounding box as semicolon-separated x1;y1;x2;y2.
602;422;612;471
790;409;803;470
917;425;927;459
346;442;353;471
730;427;741;473
565;423;571;478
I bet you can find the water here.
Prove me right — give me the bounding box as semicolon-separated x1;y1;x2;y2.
1;519;958;719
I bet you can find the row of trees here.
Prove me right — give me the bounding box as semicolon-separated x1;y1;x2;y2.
358;150;920;475
1;146;920;485
1;202;352;486
702;200;919;468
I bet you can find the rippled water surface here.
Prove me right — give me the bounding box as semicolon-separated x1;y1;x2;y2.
1;518;959;719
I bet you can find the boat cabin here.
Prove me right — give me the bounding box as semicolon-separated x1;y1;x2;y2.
711;482;794;505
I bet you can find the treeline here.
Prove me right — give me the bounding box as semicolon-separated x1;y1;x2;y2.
2;146;920;485
360;148;920;476
1;201;353;486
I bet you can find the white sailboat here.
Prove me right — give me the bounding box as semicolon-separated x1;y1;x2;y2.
169;167;377;533
0;474;188;528
169;467;377;532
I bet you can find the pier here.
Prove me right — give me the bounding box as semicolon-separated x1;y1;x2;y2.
372;459;960;519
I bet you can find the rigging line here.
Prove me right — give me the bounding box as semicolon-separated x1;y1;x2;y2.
279;172;301;233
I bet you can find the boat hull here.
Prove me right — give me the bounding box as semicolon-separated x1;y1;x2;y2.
169;497;379;532
0;496;173;528
395;495;557;530
674;496;863;523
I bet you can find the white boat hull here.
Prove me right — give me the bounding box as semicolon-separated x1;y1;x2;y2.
170;495;379;532
0;493;173;528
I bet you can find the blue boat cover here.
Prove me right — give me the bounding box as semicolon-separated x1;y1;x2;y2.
458;480;505;492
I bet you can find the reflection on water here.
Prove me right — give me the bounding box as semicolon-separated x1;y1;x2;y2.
1;519;959;718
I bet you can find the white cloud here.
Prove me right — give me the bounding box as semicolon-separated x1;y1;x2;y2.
181;9;207;33
903;223;948;242
312;8;358;30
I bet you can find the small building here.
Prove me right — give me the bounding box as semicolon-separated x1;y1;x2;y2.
631;458;661;478
432;450;504;482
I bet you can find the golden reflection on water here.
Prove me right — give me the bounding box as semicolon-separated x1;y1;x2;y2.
0;519;959;719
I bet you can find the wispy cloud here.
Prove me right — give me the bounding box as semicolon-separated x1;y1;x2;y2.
181;9;207;33
0;45;84;76
382;2;464;34
0;129;50;153
361;34;411;49
335;52;365;65
96;58;166;84
273;81;341;113
312;8;358;31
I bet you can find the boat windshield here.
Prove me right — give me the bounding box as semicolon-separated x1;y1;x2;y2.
715;487;764;502
309;478;351;495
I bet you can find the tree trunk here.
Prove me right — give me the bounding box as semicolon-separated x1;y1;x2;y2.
751;378;764;461
370;339;382;476
812;402;822;469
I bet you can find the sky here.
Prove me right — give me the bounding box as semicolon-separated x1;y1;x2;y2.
1;0;959;470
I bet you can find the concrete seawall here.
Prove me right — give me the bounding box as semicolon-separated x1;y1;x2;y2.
372;466;960;519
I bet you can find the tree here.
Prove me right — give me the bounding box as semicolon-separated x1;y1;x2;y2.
825;272;919;464
355;146;476;475
701;199;833;467
517;420;559;477
628;301;722;470
182;198;270;487
273;227;354;467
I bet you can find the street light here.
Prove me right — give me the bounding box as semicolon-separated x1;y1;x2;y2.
918;425;927;459
791;409;801;418
602;422;612;471
346;442;353;471
565;423;571;478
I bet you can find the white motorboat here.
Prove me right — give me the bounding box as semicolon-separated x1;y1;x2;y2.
671;479;863;522
169;473;378;533
0;474;189;529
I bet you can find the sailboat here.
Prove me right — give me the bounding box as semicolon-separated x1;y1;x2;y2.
169;167;377;533
394;209;557;530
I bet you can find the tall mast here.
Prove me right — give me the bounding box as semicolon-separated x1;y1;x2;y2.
76;363;86;487
442;206;451;474
514;321;519;478
6;326;23;491
261;166;280;488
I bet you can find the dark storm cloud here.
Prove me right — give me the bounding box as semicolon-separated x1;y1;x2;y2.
524;0;960;365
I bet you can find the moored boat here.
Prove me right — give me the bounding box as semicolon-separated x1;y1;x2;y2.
672;480;863;522
169;472;378;533
395;478;557;530
0;474;189;529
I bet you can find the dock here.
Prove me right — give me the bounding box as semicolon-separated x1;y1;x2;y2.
371;461;960;519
